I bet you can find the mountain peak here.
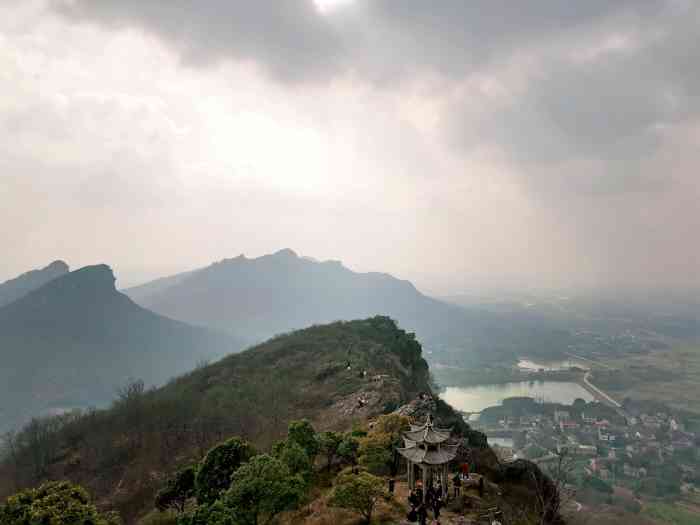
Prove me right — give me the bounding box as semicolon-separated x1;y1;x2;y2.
46;260;70;272
0;259;71;308
269;248;298;259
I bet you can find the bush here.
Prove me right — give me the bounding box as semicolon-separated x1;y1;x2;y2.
0;481;121;525
287;420;319;460
273;440;312;480
195;437;255;504
224;454;306;525
329;470;387;525
155;466;196;513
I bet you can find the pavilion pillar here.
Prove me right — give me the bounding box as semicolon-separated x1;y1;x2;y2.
422;466;427;502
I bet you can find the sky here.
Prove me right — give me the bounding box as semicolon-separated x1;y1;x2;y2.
1;0;698;294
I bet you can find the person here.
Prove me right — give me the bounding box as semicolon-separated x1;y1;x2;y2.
416;486;423;504
406;506;418;523
425;485;434;507
388;478;395;494
478;476;485;498
461;462;470;480
417;504;428;525
453;472;462;497
408;489;420;508
432;494;442;520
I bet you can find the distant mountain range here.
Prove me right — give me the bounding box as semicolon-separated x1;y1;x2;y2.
124;248;476;346
0;264;242;432
0;260;69;308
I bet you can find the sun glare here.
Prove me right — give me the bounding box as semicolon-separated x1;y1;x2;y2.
313;0;355;14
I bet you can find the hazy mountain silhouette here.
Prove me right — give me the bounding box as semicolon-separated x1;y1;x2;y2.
0;264;242;432
0;260;69;308
124;249;506;348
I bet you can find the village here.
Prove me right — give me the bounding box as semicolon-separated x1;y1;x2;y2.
471;395;700;508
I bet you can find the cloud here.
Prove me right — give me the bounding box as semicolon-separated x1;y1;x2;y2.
51;0;344;82
1;0;698;291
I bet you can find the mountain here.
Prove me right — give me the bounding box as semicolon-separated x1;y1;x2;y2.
123;249;574;367
0;317;491;523
0;260;69;308
124;249;476;345
0;264;242;432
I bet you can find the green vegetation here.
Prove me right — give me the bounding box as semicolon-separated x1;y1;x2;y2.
222;454;305;525
195;438;255;505
643;502;700;525
155;467;195;513
0;481;120;525
329;470;387;524
0;317;432;521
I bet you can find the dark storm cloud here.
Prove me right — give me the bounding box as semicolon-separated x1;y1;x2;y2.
51;0;344;82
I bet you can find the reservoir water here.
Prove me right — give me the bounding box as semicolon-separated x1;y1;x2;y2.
442;381;594;413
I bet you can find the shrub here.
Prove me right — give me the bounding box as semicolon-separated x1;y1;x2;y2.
329;471;387;524
195;437;255;504
0;481;121;525
155;465;196;513
224;454;306;525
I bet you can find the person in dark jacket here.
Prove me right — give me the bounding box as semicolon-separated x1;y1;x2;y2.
453;472;462;497
432;495;442;519
417;504;428;525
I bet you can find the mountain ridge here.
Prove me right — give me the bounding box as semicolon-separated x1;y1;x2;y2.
123;249;459;346
0;264;243;433
0;260;69;308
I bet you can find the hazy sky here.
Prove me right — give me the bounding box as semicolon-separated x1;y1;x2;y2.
1;0;698;294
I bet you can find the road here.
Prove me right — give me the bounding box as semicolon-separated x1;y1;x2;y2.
582;371;621;408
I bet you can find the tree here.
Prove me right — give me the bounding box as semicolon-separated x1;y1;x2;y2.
224;454;305;525
156;466;196;513
273;440;312;480
195;437;255;504
176;501;237;525
287;420;319;460
357;436;393;475
318;431;343;470
533;450;576;525
329;471;387;524
338;434;360;465
0;481;121;525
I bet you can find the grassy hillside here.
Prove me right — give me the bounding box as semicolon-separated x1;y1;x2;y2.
0;317;443;522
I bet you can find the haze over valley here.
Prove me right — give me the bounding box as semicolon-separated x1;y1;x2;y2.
2;2;700;524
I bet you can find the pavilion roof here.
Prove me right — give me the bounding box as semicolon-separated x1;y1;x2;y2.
396;443;459;465
403;421;452;445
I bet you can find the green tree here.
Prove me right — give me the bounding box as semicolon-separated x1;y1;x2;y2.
176;501;237;525
287;420;319;460
0;481;121;525
329;471;387;524
224;454;305;525
318;431;343;470
195;437;255;504
156;465;196;513
337;434;360;465
273;440;312;480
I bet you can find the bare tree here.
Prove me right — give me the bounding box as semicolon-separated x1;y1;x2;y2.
531;450;577;525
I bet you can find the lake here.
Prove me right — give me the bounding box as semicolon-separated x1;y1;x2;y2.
442;381;594;413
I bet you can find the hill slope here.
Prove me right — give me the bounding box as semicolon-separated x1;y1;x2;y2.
0;317;480;522
0;265;242;432
0;260;69;308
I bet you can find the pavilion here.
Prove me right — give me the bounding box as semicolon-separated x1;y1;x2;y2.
396;415;459;500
